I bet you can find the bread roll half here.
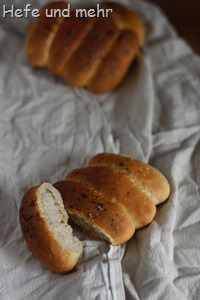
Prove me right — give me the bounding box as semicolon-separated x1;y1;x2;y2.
19;183;82;273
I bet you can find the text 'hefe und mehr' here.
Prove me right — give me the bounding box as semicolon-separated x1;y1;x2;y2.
2;4;113;18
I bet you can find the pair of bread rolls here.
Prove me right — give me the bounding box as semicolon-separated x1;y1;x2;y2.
19;153;170;273
25;1;144;93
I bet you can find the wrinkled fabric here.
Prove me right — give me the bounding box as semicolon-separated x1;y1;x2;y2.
0;0;200;299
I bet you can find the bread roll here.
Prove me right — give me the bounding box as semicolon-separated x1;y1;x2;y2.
54;153;170;246
24;1;144;93
19;183;82;273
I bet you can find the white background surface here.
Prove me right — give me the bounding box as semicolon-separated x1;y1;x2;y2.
0;0;200;299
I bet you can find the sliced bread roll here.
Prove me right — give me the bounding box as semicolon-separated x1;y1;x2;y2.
54;153;170;246
19;183;82;273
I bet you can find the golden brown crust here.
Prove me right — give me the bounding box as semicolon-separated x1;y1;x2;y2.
24;1;145;93
53;153;170;245
62;17;119;87
66;166;156;229
89;153;170;204
48;14;94;75
88;29;139;93
19;184;81;273
100;2;145;46
54;180;135;245
24;1;69;67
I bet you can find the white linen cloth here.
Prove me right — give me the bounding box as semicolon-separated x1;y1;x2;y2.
0;0;200;299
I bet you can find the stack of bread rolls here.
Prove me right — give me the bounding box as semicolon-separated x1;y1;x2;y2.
25;1;144;93
19;153;170;273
